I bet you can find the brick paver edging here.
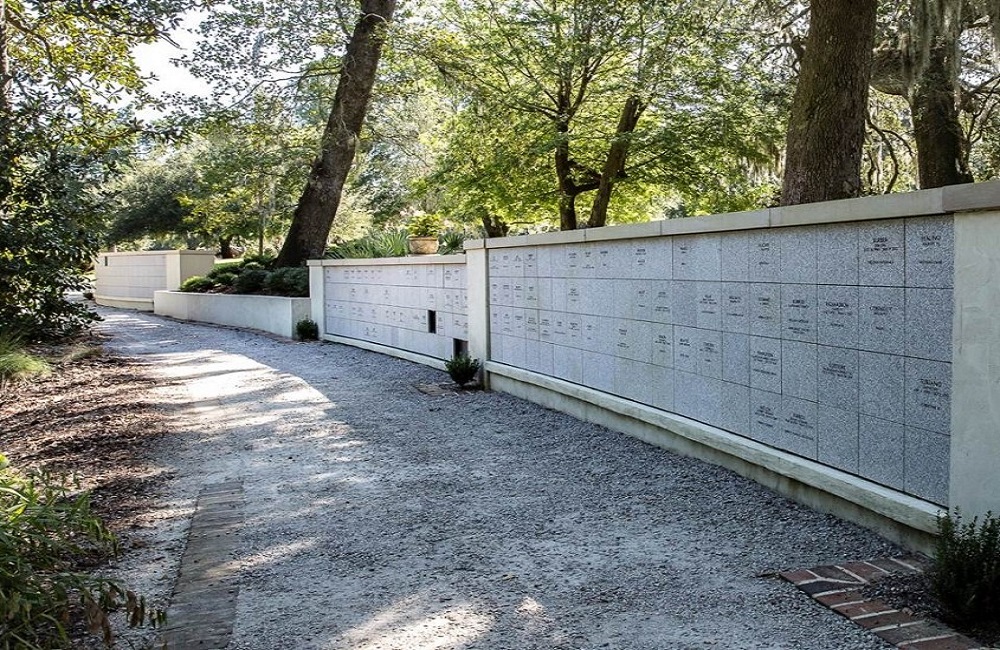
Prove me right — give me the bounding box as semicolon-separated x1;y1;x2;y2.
159;480;244;650
780;557;990;650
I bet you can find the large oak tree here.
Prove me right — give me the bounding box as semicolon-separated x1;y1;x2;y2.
275;0;398;267
780;0;879;205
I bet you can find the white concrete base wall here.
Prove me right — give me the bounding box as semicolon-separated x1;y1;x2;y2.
154;291;312;339
94;295;154;311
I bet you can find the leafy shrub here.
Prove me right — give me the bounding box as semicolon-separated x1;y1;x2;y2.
241;253;276;269
179;275;215;293
240;261;265;272
445;353;480;387
295;319;319;341
211;271;239;290
327;229;409;259
933;509;1000;626
407;212;442;238
0;455;162;647
0;133;101;341
264;267;309;297
0;331;50;387
206;262;241;280
234;268;269;294
438;228;469;255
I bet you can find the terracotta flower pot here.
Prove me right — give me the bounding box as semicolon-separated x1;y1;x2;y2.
408;236;438;255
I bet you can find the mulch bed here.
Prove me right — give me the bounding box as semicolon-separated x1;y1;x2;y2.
0;336;173;530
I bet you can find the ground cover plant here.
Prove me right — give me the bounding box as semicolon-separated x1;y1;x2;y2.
0;339;172;648
0;456;162;648
0;332;50;389
933;510;1000;630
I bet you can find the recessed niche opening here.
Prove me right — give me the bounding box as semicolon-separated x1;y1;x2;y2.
454;338;468;357
427;310;437;334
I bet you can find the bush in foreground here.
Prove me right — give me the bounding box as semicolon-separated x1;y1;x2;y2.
0;455;162;648
933;509;1000;627
295;319;319;341
445;353;480;387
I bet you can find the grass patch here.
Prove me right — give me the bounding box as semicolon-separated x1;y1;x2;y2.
0;331;50;388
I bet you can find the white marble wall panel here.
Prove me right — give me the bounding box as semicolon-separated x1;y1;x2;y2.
488;215;955;504
323;262;468;361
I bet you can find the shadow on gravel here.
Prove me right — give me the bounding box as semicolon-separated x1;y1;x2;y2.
98;310;903;650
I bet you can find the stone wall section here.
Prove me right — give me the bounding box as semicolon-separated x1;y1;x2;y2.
324;262;469;361
488;216;954;505
96;252;168;300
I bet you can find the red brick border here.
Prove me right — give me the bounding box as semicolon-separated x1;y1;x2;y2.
780;557;989;650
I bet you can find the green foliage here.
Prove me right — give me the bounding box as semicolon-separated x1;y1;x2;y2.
438;228;470;255
0;456;163;648
295;319;319;341
0;332;50;388
933;509;1000;627
233;269;269;294
0;117;103;341
263;267;309;297
327;229;410;259
206;263;242;280
212;271;239;289
179;276;215;293
241;253;277;269
445;353;481;387
407;212;442;237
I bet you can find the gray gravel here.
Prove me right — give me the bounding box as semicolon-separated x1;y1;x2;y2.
97;308;897;650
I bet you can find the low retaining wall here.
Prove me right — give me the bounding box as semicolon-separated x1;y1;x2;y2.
95;251;216;311
154;291;311;339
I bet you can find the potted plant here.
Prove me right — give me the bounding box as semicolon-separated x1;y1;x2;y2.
407;212;442;255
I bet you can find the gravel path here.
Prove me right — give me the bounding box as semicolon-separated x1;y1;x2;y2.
97;308;898;650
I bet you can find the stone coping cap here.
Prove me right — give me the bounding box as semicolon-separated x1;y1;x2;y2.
476;181;1000;249
308;254;468;267
97;250;217;257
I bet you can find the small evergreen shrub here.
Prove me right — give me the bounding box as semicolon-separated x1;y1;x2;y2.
242;253;276;269
211;271;239;290
0;456;163;647
240;261;265;272
234;268;269;294
179;276;215;293
933;509;1000;626
206;262;241;280
445;353;480;387
264;267;309;297
295;318;319;341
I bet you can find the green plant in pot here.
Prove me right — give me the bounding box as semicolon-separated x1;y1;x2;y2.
407;212;442;255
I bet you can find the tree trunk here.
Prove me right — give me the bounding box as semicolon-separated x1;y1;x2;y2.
275;0;397;267
780;0;878;206
911;44;973;187
0;0;11;116
480;210;508;238
588;96;644;228
554;121;579;231
219;236;235;259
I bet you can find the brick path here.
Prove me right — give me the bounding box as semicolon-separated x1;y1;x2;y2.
781;558;989;650
159;481;245;649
